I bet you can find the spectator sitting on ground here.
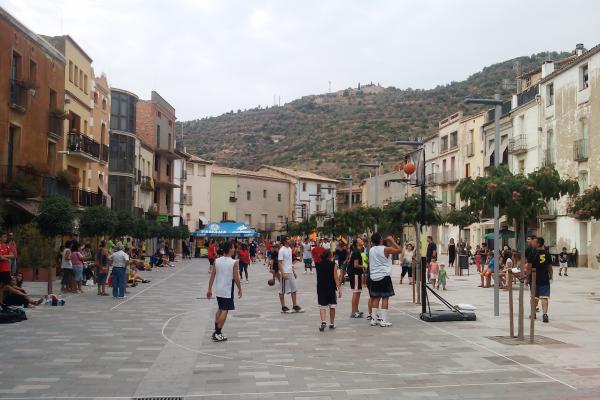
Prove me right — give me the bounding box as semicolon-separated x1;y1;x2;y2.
128;265;150;286
15;271;24;288
0;276;44;308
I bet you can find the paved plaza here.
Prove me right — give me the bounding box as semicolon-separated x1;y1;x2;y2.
2;258;600;400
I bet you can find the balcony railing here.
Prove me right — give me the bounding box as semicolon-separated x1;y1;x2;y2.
70;187;106;207
573;138;589;161
68;131;101;160
516;84;539;107
440;171;458;185
509;135;528;154
465;143;474;157
9;79;27;112
257;222;276;232
181;193;192;205
426;173;439;185
140;176;153;191
48;114;63;141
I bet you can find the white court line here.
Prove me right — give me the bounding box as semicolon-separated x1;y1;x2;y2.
110;263;192;311
0;380;555;400
161;310;529;379
391;306;577;390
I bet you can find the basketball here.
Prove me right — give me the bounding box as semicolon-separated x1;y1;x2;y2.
268;279;275;286
403;162;416;175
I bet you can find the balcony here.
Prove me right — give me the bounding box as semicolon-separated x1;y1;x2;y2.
70;187;106;207
9;79;27;112
140;176;153;191
68;131;101;161
181;193;192;205
440;171;458;185
257;222;276;232
48;114;63;142
509;135;528;155
573;138;589;162
516;84;538;107
540;199;558;219
426;172;440;185
465;143;474;157
42;176;70;198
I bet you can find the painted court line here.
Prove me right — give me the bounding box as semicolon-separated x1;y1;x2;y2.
391;306;577;390
110;263;192;311
0;380;555;400
161;310;529;380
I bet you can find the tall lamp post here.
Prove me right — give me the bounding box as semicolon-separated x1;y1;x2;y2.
359;162;382;231
464;94;503;317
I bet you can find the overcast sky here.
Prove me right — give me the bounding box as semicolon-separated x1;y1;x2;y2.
3;0;600;120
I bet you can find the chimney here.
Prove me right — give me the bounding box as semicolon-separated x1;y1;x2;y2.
576;43;585;56
541;60;555;78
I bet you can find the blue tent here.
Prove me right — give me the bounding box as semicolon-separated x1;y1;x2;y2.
193;222;259;238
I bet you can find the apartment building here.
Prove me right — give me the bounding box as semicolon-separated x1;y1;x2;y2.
538;43;600;267
362;170;407;207
136;91;179;219
211;166;291;236
182;154;213;231
336;183;363;212
257;165;338;222
90;70;110;205
0;7;66;221
41;35;108;208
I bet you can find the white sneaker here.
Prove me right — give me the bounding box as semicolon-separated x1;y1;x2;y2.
303;271;307;274
370;318;379;326
379;320;392;327
311;270;315;274
245;279;249;284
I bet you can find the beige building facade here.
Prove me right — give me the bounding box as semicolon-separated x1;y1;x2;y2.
183;155;213;231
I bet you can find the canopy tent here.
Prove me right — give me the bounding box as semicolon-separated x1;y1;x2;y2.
484;229;516;240
193;222;259;238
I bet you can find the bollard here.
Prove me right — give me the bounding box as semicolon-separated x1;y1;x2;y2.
508;270;514;338
530;268;536;344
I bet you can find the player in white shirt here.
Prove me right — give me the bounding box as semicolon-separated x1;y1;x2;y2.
278;236;304;313
207;241;242;342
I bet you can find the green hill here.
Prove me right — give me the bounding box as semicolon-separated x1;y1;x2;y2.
180;51;569;179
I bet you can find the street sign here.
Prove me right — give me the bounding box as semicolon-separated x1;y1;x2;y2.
156;214;169;223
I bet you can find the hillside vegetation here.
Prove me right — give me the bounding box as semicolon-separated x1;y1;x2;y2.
180;52;568;179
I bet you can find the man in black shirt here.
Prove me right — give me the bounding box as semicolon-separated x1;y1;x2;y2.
426;236;437;263
526;236;552;323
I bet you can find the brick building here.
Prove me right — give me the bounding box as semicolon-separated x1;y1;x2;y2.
0;6;66;216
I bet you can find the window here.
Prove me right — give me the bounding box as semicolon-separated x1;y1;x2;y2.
465;163;471;178
229;191;236;198
83;74;88;94
156;125;161;147
197;165;206;176
110;91;136;132
102;98;107;111
302;182;307;192
83;120;88;134
29;60;37;84
109;134;135;174
244;214;252;225
431;142;436;153
157;111;162;118
519;159;525;174
546;83;554;106
263;189;267;198
166;161;171;177
580;64;589;90
247;191;251;200
328;188;332;195
222;212;228;222
49;89;57;111
166;189;171;208
153;188;159;203
317;183;321;193
278;193;282;202
79;70;83;89
154;155;160;172
441;136;448;152
47;141;56;173
93;92;99;104
186;163;194;176
578;171;589;190
68;61;73;82
74;66;79;86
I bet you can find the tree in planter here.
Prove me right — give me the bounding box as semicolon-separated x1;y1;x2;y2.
79;206;117;240
13;223;55;282
113;210;136;238
444;206;480;242
35;195;76;294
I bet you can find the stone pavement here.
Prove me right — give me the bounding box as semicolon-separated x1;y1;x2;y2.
1;258;600;400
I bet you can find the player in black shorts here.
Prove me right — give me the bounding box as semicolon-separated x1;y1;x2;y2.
269;243;280;282
347;238;365;318
526;236;552;323
316;249;341;331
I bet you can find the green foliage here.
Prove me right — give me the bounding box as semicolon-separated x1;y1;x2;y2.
113;210;136;238
568;186;600;220
132;218;151;240
36;195;76;237
79;206;116;238
13;223;55;268
444;206;480;229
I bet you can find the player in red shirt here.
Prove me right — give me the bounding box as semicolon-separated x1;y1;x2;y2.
310;240;325;275
207;240;217;274
0;232;15;284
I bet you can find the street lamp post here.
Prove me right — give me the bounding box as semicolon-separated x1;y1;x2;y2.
359;162;382;231
465;94;504;317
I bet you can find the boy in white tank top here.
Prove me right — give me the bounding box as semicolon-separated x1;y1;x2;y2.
207;241;242;342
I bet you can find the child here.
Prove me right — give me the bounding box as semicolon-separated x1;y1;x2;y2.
206;241;242;342
429;256;439;288
479;251;494;288
558;247;568;276
437;263;448;290
474;245;482;272
316;249;341;331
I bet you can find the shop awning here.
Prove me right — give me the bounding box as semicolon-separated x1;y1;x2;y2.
193;222;259;238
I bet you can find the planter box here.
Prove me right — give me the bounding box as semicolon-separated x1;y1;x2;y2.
20;266;56;282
